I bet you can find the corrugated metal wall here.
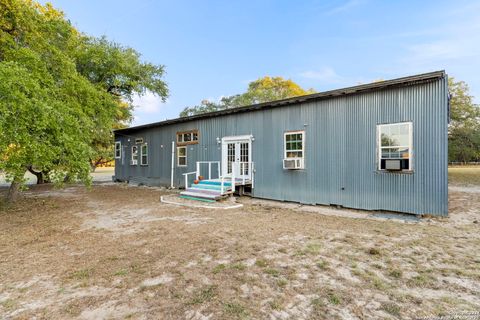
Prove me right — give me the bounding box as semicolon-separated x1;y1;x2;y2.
115;77;448;216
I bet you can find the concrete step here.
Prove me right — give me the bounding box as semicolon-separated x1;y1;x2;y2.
180;189;224;200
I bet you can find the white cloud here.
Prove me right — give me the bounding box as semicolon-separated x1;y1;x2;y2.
132;91;165;114
299;67;343;84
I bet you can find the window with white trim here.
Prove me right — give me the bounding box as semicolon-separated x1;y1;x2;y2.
140;144;148;166
114;141;121;159
284;131;305;159
377;122;413;171
177;146;187;166
131;145;138;165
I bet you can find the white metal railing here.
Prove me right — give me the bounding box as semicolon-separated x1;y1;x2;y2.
195;161;221;181
184;161;254;194
182;171;197;190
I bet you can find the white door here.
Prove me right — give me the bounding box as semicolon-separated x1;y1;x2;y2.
221;136;252;180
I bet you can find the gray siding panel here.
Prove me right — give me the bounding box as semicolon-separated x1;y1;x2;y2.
114;77;448;216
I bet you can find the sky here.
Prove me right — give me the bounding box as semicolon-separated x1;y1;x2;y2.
41;0;480;126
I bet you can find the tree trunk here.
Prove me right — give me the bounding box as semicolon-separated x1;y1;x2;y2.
27;166;45;184
7;179;21;203
90;161;97;172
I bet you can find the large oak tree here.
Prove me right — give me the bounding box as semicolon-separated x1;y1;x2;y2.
0;0;168;202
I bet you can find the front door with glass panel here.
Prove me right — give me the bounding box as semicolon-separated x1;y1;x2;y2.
221;136;252;180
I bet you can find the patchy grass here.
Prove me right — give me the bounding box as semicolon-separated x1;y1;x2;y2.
448;166;480;186
70;268;91;281
255;259;269;268
381;302;401;317
212;264;227;274
276;278;288;287
388;268;403;279
113;269;129;276
316;260;329;270
1;299;16;310
223;301;249;318
189;285;217;305
269;300;282;310
327;292;342;305
0;183;479;319
230;262;247;271
264;268;280;277
296;242;322;256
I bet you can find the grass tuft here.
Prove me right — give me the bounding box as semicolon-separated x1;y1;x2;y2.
264;268;280;277
223;301;249;318
381;302;401;317
212;264;226;274
189;286;217;305
70;268;91;280
255;259;269;268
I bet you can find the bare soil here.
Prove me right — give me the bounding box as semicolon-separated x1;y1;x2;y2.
0;173;479;319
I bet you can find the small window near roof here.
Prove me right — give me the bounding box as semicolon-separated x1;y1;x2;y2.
284;131;305;159
140;144;148;166
177;130;199;145
177;146;187;166
377;122;413;171
114;141;121;159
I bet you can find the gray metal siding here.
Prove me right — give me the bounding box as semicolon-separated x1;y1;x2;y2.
115;77;448;216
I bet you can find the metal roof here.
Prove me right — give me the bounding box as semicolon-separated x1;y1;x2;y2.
115;70;446;134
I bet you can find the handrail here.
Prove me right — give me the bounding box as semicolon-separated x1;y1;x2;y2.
182;171;196;189
196;161;221;180
191;160;254;195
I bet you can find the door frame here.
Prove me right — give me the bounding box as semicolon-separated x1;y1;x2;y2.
221;135;253;179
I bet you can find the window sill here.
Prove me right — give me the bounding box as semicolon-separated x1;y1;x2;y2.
177;141;199;146
375;170;414;175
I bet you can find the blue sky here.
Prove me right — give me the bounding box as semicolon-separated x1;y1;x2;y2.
42;0;480;126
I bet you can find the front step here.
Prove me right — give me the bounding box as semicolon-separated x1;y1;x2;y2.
179;179;235;202
179;188;225;201
179;195;216;203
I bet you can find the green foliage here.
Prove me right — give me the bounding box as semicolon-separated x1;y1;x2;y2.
180;76;315;117
0;0;168;197
448;77;480;162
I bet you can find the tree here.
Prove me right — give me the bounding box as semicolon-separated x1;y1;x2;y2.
448;77;480;163
74;37;168;171
180;76;315;117
0;0;168;201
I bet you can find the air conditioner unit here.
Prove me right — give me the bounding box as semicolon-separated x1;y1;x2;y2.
130;159;138;165
283;158;304;170
385;159;401;171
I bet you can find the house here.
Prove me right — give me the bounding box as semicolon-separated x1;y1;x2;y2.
113;71;449;216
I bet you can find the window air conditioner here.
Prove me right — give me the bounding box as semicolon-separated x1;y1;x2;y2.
283;158;304;170
130;159;138;165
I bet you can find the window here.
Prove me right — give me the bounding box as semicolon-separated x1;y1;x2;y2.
177;146;187;166
377;122;413;171
140;144;148;166
177;130;199;145
135;137;144;144
131;145;138;165
114;141;121;159
284;131;305;159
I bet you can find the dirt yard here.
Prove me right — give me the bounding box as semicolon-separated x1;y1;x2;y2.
0;169;479;319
